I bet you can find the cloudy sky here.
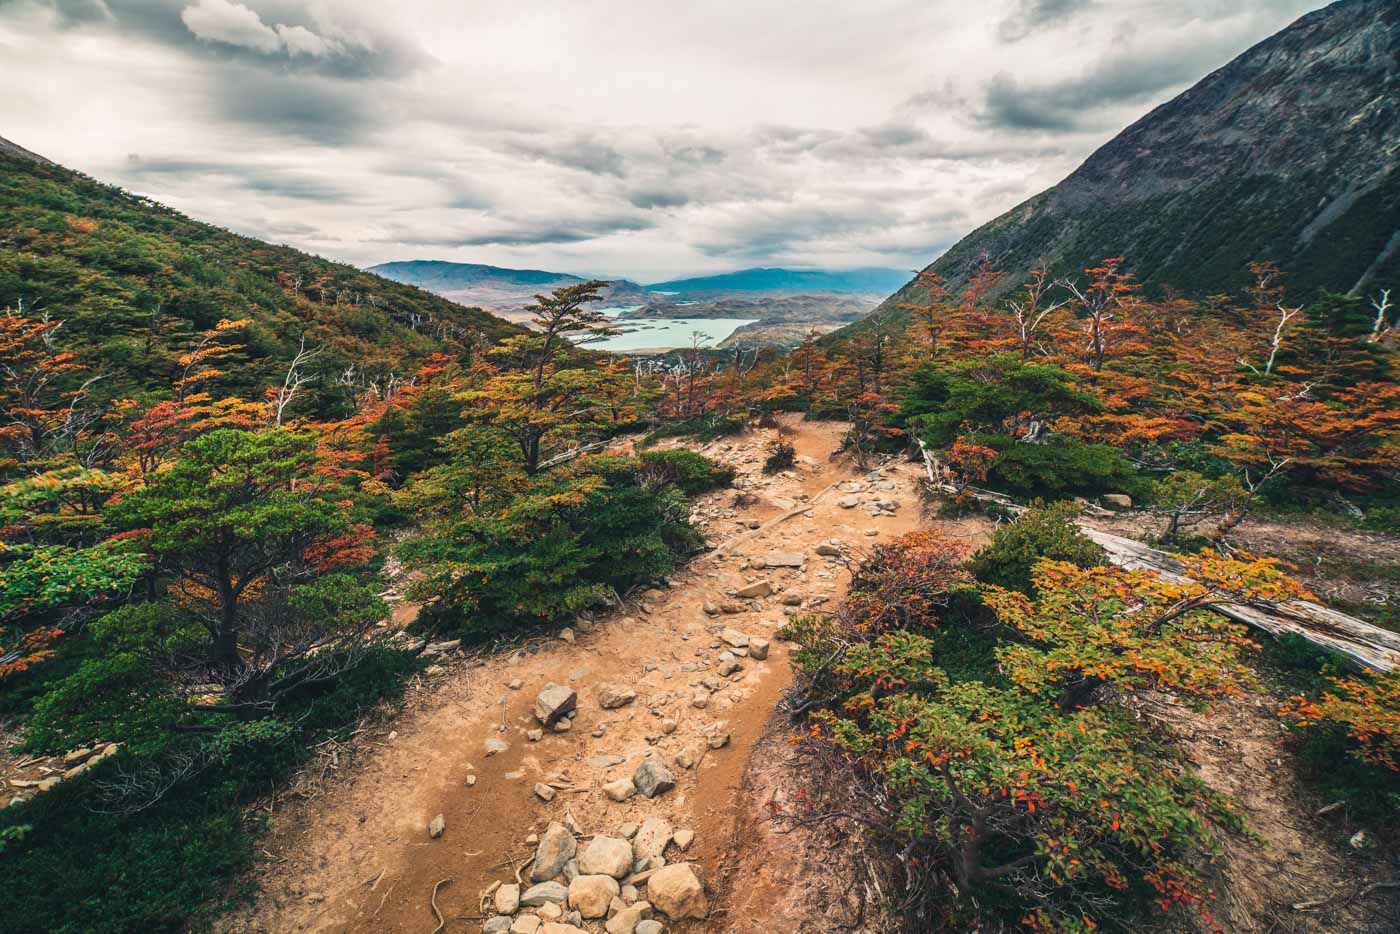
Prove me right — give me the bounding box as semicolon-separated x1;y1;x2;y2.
2;0;1323;281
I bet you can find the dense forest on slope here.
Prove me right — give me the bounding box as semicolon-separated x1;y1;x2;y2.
0;144;520;412
857;0;1400;336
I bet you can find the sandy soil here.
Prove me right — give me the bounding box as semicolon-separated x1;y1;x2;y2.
219;416;934;933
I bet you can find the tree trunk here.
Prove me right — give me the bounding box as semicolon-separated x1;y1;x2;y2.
214;553;240;670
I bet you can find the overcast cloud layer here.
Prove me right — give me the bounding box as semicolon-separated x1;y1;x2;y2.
2;0;1322;281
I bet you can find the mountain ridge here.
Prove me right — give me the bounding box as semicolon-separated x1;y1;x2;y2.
646;266;909;294
853;0;1400;336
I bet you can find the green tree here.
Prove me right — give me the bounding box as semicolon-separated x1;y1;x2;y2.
111;429;350;669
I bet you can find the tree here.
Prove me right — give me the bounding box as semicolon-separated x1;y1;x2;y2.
0;309;97;469
1148;470;1247;545
1004;265;1069;360
1063;258;1142;372
523;279;611;389
111;428;355;670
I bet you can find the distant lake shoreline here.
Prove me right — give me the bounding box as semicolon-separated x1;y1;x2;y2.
576;316;760;351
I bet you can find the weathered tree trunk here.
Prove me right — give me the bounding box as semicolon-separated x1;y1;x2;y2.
914;447;1399;673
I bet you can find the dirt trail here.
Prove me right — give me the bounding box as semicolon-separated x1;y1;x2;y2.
223;417;933;933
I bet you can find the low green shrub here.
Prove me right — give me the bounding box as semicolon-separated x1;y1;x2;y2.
762;439;797;474
786;531;1247;931
639;412;747;446
402;455;708;640
964;501;1105;594
637;448;735;494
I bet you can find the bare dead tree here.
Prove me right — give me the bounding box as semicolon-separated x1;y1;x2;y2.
1006;266;1068;359
1237;302;1302;376
270;335;323;426
1370;288;1393;343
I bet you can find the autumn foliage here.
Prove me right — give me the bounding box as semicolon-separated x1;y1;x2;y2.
784;527;1267;931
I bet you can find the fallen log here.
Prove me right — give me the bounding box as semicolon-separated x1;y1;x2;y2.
1079;527;1400;674
914;443;1398;673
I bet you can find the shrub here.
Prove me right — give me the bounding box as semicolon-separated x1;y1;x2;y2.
637;448;735;494
762;439;796;473
1148;470;1247;545
784;532;1324;930
981;434;1142;500
984;555;1305;709
819;670;1243;931
964;501;1105;595
402;455;706;640
1280;670;1400;773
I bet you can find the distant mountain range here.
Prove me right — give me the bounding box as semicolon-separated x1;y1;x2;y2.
855;0;1399;335
368;260;908;329
646;267;910;295
366;260;655;320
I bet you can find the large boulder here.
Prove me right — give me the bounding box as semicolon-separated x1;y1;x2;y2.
632;816;673;862
604;904;653;934
632;754;676;799
646;863;707;919
530;822;578;882
719;628;749;648
734;580;774;598
495;883;521;914
534;684;578;725
578;836;633;878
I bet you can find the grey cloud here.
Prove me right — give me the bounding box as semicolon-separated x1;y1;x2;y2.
979;43;1229;131
860;124;931;148
209;68;387;143
26;0;430;79
998;0;1095;43
383;214;655;249
627;189;690;209
507;135;626;177
664;143;727;166
692;201;904;259
121;155;357;200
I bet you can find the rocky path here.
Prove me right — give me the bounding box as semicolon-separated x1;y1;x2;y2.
223;417;931;933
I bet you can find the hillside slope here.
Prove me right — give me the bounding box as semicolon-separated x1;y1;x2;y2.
860;0;1399;332
0;144;520;403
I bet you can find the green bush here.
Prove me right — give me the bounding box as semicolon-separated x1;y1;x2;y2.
762;439;797;473
637;448;735;495
981;434;1141;500
640;412;747;446
788;533;1244;931
403;455;707;640
964;501;1106;594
